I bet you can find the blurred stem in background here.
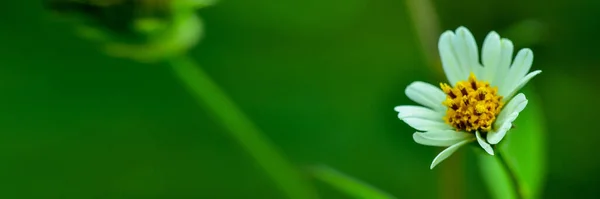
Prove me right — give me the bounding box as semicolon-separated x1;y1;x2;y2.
168;55;320;199
404;1;464;199
309;166;397;199
48;1;406;198
46;1;320;198
405;0;443;77
496;150;523;199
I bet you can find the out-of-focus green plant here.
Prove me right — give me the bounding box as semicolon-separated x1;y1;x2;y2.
45;1;322;199
44;0;215;62
309;166;397;199
45;1;403;198
503;20;547;48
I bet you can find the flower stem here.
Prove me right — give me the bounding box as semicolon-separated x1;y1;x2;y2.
496;151;523;199
167;55;319;199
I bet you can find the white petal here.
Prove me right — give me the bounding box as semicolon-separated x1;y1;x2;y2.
481;31;501;81
476;131;494;155
430;139;474;169
487;93;528;144
405;81;446;111
403;117;452;132
452;27;481;78
413;130;473;147
504;70;542;101
500;49;533;96
394;105;444;121
510;49;534;80
491;39;514;87
439;31;464;85
487;113;518;144
497;93;528;125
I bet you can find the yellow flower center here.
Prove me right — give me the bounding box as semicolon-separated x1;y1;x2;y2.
440;73;504;132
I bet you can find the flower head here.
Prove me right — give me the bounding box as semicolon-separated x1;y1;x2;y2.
395;27;541;169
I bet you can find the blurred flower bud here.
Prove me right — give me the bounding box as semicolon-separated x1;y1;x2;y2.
45;0;215;62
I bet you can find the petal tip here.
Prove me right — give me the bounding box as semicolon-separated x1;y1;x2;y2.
476;131;495;155
439;31;455;44
518;48;534;57
429;159;440;169
412;132;420;141
456;26;470;33
511;93;526;100
486;31;500;38
501;38;513;44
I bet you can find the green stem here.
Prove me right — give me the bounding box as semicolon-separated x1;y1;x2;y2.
167;55;319;199
405;0;442;75
496;151;524;199
310;166;397;199
405;1;466;199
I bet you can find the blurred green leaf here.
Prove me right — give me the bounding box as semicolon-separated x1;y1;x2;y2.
503;20;546;47
104;13;202;62
310;166;397;199
479;88;547;199
46;0;209;62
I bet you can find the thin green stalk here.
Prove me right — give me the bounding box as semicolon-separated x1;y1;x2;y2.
496;151;524;199
168;55;319;199
405;0;442;75
310;166;397;199
405;1;465;199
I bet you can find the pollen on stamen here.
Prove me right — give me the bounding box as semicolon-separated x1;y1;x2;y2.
440;73;503;132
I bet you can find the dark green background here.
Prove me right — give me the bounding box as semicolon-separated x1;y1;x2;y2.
0;0;597;198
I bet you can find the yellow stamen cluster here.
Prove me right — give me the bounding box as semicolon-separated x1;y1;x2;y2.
440;73;503;132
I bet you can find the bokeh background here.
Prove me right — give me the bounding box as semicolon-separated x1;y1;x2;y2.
0;0;598;198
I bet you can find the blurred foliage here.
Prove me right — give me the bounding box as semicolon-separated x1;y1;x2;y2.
0;0;599;198
168;55;320;199
46;0;176;43
310;166;396;199
44;0;214;61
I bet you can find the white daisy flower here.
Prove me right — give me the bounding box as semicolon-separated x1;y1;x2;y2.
395;26;541;169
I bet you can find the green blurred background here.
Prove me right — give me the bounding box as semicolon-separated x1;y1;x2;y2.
0;0;598;198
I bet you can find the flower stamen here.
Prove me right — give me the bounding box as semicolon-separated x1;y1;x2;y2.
440;73;503;132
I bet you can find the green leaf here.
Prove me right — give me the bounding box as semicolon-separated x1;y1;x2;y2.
310;166;397;199
479;88;547;199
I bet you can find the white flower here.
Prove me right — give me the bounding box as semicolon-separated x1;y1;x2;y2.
394;26;541;169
